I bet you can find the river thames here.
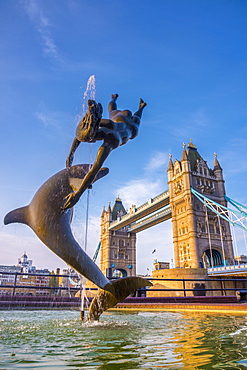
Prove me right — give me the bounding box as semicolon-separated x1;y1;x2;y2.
0;310;247;369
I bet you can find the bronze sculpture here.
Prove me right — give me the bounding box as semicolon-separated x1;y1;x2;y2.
64;94;146;209
4;94;151;320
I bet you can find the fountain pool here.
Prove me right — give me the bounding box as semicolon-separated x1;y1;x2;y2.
0;310;247;369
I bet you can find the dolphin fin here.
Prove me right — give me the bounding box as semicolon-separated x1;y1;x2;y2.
87;276;152;321
4;206;29;226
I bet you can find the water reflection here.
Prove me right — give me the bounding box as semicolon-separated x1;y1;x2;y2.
162;312;245;369
0;310;247;369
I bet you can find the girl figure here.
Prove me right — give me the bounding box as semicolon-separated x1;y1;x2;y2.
64;94;146;209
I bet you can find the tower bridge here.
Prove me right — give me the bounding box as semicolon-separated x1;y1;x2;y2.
99;140;247;278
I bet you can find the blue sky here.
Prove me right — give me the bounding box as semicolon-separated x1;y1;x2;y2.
0;0;247;274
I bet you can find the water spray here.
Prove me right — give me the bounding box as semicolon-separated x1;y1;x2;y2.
79;75;96;320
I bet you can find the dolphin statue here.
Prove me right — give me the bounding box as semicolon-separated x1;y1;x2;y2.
4;164;152;320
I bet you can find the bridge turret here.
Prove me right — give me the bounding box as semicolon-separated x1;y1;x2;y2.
167;154;173;170
107;202;112;214
101;205;105;217
214;153;222;171
213;153;224;181
213;152;228;211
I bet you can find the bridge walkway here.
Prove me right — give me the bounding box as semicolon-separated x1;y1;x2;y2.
109;190;170;232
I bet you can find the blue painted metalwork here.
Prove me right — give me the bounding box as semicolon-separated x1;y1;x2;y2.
224;195;247;216
92;242;101;262
191;187;247;231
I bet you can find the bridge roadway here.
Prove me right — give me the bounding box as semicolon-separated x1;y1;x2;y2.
108;190;171;233
207;264;247;276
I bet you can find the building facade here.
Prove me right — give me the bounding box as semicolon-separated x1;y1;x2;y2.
0;265;21;295
0;253;51;296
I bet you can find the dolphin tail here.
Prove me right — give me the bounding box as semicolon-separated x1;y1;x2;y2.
87;276;152;321
4;206;29;226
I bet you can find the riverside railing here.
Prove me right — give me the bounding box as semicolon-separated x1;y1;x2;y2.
0;271;247;298
0;271;86;297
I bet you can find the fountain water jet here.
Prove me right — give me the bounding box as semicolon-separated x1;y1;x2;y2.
82;75;96;113
78;75;97;319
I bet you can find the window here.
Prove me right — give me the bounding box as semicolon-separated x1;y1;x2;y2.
119;239;124;247
209;224;214;234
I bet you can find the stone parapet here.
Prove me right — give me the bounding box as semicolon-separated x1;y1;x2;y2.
148;268;246;297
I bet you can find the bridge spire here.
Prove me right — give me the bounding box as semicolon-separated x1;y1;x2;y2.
214;152;222;171
107;202;111;213
181;145;188;161
168;154;173;171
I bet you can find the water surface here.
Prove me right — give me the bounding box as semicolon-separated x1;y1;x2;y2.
0;310;247;369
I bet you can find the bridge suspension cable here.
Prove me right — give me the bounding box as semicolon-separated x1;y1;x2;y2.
191;187;247;232
92;242;101;262
224;195;247;216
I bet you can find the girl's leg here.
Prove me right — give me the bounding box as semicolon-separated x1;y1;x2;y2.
133;98;147;118
132;98;147;124
108;94;119;113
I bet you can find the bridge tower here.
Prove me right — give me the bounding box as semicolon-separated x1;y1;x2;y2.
100;197;136;278
167;140;235;268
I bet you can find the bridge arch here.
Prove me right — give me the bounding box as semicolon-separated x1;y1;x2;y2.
202;249;223;268
112;268;127;278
